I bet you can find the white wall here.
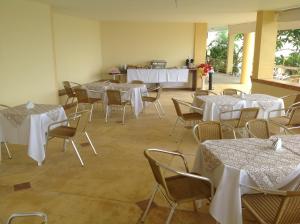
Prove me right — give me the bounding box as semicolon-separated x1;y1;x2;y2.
0;0;58;105
52;13;103;88
100;21;195;74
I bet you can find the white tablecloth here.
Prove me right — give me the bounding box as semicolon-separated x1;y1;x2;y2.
193;94;285;121
193;135;300;224
127;69;189;83
84;82;147;117
0;104;67;164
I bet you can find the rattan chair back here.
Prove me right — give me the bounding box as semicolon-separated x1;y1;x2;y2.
144;150;172;199
242;187;300;224
194;121;222;143
246;119;270;139
222;88;238;95
294;94;300;104
107;89;122;105
63;81;76;97
195;89;210;96
172;98;183;117
131;80;144;84
74;88;89;103
288;106;300;126
237;107;259;128
74;110;90;138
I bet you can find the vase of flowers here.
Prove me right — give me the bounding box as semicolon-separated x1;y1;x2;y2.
197;63;214;90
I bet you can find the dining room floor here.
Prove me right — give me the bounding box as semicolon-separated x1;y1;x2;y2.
0;75;256;224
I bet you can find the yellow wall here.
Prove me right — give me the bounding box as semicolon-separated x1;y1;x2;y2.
100;21;194;75
52;13;102;88
252;11;278;79
194;23;208;65
0;0;58;105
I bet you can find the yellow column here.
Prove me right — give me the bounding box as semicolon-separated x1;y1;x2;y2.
240;32;255;84
226;33;235;74
194;23;208;64
252;11;278;79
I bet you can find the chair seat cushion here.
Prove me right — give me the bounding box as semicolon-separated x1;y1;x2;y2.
78;98;100;104
221;119;239;128
269;116;290;126
89;98;101;104
142;96;156;102
166;175;211;203
48;126;76;138
181;113;202;121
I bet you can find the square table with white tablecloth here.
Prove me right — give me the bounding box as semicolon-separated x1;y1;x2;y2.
0;104;67;165
193;94;285;121
193;135;300;224
83;82;147;118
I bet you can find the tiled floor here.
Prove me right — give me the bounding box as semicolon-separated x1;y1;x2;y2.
0;74;255;223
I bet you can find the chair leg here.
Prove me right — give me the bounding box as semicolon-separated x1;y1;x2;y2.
84;132;97;155
122;106;126;125
165;204;177;224
153;102;162;118
65;97;69;106
75;103;79;114
63;139;68;152
70;140;84;166
89;104;94;122
4;142;12;159
169;117;179;136
157;100;165;115
140;184;159;223
105;106;109;123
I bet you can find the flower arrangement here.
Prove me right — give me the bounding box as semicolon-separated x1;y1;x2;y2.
197;63;214;77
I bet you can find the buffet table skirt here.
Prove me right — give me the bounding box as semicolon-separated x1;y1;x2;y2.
127;69;189;83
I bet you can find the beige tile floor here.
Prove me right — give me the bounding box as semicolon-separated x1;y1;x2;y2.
0;74;256;224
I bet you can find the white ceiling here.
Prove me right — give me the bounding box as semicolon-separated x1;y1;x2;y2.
35;0;300;27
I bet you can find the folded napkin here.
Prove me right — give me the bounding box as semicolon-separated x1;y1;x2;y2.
26;101;35;109
272;137;284;152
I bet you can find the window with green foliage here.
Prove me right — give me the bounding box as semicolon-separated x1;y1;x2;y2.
275;29;300;82
207;31;243;75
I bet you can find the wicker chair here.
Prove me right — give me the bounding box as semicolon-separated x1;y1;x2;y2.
142;86;164;118
269;106;300;133
192;89;218;98
241;184;300;224
170;98;203;142
74;88;102;122
280;93;300;109
245;119;270;139
62;81;81;106
246;119;293;139
220;107;260;137
222;88;246;96
105;89;131;124
6;212;47;224
0;104;12;160
140;149;214;224
193;121;236;143
46;110;97;166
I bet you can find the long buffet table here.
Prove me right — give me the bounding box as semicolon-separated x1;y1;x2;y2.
127;68;189;84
